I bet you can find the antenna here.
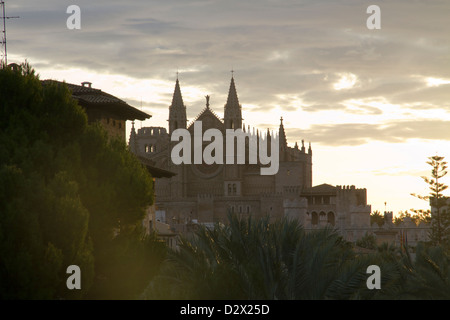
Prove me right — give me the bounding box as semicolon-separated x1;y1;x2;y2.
1;1;20;66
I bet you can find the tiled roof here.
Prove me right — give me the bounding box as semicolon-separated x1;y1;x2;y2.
304;183;337;194
136;154;176;178
41;80;151;121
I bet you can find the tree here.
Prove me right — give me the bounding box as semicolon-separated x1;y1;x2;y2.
394;243;450;299
142;214;402;300
356;232;377;249
393;210;430;226
411;156;449;246
370;210;385;227
0;63;162;299
0;63;93;299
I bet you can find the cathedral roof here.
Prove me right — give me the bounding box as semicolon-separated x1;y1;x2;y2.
188;103;223;130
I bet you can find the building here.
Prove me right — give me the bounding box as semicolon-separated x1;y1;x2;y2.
129;75;373;242
42;78;179;243
41;80;150;141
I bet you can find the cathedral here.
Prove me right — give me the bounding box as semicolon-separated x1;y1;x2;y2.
129;75;372;241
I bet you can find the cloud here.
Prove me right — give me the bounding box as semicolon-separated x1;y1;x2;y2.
333;73;358;90
6;0;450;143
287;119;450;146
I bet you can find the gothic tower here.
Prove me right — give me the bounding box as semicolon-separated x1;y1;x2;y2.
129;121;138;154
224;75;242;130
279;117;288;161
168;77;187;135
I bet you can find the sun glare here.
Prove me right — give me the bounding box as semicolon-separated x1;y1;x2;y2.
333;73;358;90
426;77;450;87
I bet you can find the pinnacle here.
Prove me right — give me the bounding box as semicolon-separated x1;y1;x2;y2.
279;116;287;148
225;76;240;108
171;78;185;110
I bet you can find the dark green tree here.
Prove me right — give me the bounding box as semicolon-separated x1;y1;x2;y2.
142;214;403;300
390;243;450;299
370;210;385;227
356;232;377;249
411;156;449;246
0;63;162;299
0;63;93;299
393;210;430;226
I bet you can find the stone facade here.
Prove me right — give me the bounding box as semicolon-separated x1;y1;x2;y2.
372;212;431;247
130;76;374;241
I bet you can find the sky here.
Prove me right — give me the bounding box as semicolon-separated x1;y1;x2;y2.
4;0;450;216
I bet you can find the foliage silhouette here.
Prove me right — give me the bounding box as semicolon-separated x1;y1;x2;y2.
0;63;162;299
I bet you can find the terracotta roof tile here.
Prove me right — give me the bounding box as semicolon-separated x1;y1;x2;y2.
41;80;150;121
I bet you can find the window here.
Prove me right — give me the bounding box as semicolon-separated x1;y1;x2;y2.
233;184;237;195
327;212;335;226
311;212;318;225
228;184;232;195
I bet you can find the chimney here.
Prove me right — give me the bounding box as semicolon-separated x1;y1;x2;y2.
81;81;92;88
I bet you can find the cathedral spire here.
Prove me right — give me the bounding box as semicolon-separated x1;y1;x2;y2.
279;117;288;147
169;77;187;134
224;74;242;129
279;117;288;161
171;77;184;110
129;120;138;154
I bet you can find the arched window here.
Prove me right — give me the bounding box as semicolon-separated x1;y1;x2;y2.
311;212;318;225
327;212;335;226
319;211;326;222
